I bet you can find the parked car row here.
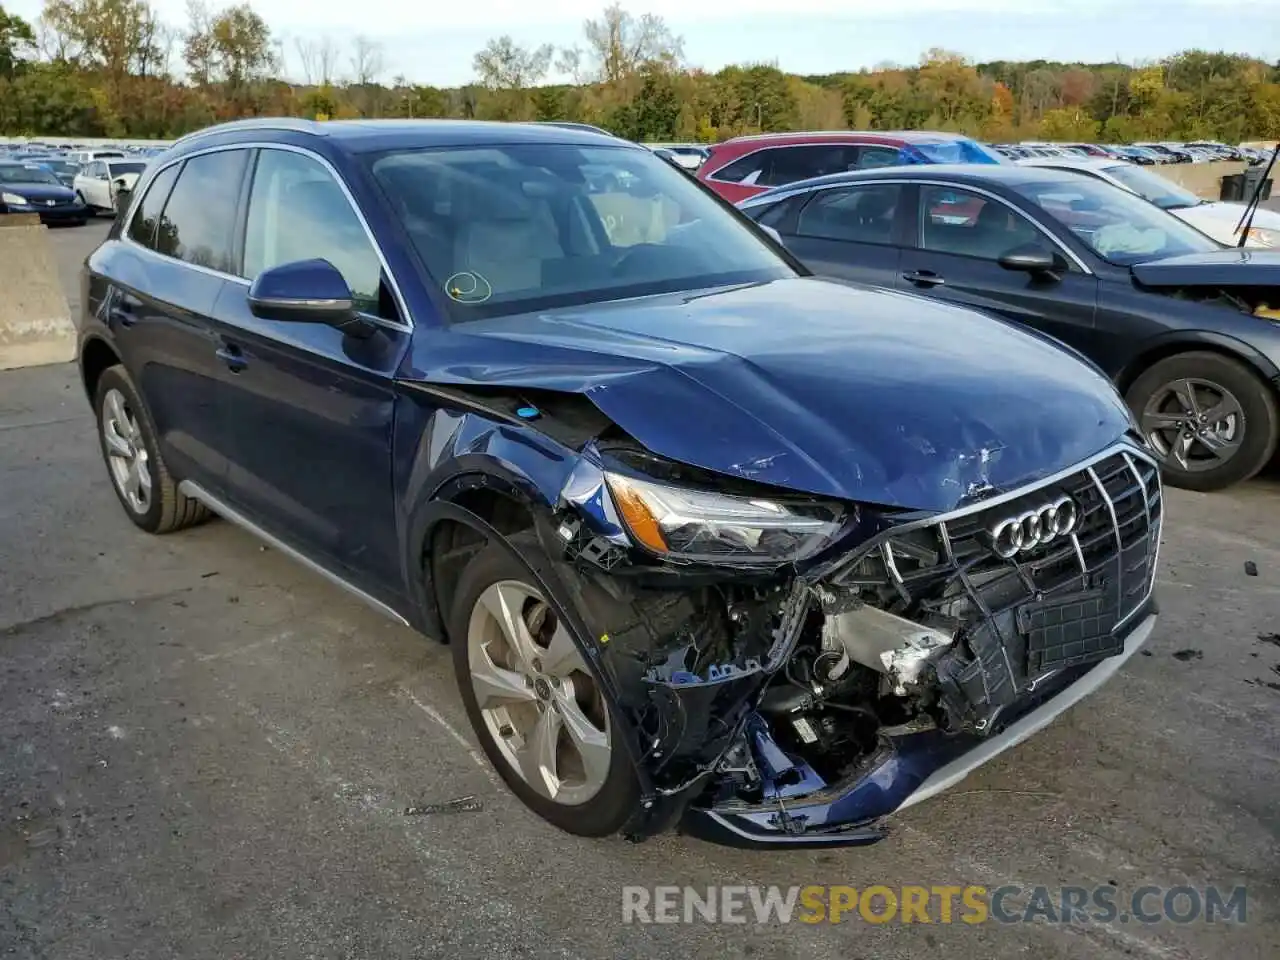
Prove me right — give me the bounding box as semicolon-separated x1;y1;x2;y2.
0;140;163;225
641;135;1270;177
991;140;1269;165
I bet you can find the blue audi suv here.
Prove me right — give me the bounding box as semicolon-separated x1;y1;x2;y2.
76;119;1161;848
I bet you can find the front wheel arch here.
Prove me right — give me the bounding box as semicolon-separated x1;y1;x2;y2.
1116;332;1280;399
79;335;122;404
402;468;553;643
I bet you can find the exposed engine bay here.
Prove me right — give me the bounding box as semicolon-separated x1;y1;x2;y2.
1150;283;1280;320
529;436;1163;842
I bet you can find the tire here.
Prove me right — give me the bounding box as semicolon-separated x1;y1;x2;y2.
447;533;638;837
1126;351;1279;492
93;365;210;533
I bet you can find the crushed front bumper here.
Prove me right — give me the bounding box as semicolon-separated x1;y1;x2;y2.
680;610;1157;848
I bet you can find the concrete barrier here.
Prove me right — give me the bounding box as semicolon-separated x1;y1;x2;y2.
0;217;76;371
1160;161;1247;200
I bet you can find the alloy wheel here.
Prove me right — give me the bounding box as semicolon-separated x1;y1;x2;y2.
466;580;611;806
1140;377;1244;473
101;387;152;514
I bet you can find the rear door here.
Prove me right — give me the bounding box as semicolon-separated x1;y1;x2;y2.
101;149;251;493
211;146;407;592
898;183;1100;351
775;182;906;287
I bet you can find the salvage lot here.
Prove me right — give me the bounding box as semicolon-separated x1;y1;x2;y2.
1;220;1278;959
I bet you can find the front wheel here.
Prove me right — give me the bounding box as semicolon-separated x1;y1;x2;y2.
447;535;638;836
1126;351;1278;491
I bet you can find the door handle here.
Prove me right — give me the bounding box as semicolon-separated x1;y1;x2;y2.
902;270;945;287
113;292;143;327
215;343;248;373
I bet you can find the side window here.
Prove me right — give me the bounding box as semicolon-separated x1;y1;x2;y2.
126;164;179;249
154;150;248;274
757;146;862;187
853;146;903;170
917;185;1044;261
751;194;804;231
708;150;771;185
243;149;386;318
795;184;902;245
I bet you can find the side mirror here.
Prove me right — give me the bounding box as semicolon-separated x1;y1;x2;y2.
247;259;357;328
998;244;1064;279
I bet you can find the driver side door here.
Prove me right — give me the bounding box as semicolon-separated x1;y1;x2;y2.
210;146;408;596
898;184;1100;352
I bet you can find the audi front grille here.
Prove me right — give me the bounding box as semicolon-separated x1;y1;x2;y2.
825;443;1162;732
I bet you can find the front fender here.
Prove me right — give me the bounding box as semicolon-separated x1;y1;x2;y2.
1118;328;1280;392
392;388;583;637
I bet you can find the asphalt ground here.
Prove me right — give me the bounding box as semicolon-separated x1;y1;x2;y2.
1;218;1278;959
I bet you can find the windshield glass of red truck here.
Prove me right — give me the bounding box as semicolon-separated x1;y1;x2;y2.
369;143;793;320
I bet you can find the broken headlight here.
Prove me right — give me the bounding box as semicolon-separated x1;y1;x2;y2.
605;471;845;565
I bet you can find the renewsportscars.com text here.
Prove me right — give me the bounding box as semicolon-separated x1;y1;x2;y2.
621;884;1247;926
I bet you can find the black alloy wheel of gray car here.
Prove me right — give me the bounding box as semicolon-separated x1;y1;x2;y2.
447;533;639;836
92;365;210;533
1125;351;1279;492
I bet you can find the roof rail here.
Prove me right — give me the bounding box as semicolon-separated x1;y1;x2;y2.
170;117;322;149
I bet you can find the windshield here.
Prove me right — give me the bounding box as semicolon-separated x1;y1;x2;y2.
107;161;147;176
912;139;1004;165
1101;164;1201;210
369;143;792;319
1013;178;1220;264
0;164;61;185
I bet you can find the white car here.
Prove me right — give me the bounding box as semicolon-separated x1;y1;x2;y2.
66;148;126;165
73;158;149;216
644;143;709;171
1018;156;1280;248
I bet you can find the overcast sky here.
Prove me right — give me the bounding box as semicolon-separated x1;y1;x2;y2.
8;0;1280;87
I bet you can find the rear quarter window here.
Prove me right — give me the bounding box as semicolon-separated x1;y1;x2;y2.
126;164;180;249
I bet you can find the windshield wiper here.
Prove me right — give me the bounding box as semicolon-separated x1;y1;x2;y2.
1235;143;1280;248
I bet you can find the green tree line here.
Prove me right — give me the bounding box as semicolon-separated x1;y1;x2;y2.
2;0;1279;142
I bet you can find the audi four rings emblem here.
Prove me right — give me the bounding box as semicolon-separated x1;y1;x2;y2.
989;495;1080;558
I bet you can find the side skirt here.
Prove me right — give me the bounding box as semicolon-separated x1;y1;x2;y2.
177;480;412;628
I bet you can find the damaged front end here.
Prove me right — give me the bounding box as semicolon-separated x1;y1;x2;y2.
543;440;1162;848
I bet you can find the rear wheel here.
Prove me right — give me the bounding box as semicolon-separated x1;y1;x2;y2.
1126;351;1278;491
93;365;210;533
448;535;638;836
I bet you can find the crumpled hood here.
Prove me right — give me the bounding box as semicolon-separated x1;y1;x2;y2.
1;182;75;203
404;278;1134;512
1130;248;1280;287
